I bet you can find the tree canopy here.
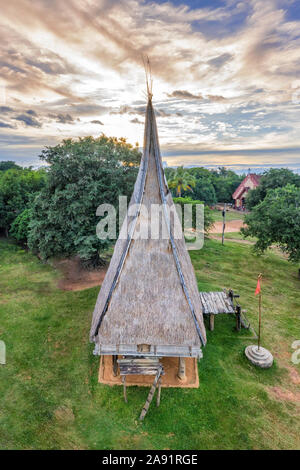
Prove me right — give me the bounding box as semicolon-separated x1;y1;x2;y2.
0;161;22;172
168;166;196;197
0;167;46;236
28;136;141;265
246;168;300;210
242;184;300;262
167;166;242;204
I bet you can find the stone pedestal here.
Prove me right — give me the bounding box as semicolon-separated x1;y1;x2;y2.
245;345;273;368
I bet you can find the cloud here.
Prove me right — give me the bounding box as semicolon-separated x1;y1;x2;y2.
208;53;233;68
207;95;227;102
0;0;299;168
168;90;227;102
0;106;14;113
0;121;14;128
48;113;74;124
168;90;203;100
26;109;38;116
14;114;42;128
130;117;143;124
91;119;104;125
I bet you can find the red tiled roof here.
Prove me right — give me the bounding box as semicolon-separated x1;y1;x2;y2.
232;174;261;200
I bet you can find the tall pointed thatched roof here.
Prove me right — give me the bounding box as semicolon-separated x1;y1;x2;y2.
90;95;206;358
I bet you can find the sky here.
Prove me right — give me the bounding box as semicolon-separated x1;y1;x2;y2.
0;0;300;172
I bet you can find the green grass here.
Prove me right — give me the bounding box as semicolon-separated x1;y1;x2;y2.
211;209;245;222
0;238;299;449
212;231;257;242
223;231;256;241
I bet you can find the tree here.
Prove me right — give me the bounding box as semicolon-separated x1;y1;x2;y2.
168;167;196;197
192;179;217;205
28;136;141;265
0;167;46;236
0;161;22;172
210;168;244;203
241;184;300;262
246;168;300;209
187;167;217;205
10;208;32;245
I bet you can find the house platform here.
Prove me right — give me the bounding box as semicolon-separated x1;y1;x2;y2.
98;355;199;388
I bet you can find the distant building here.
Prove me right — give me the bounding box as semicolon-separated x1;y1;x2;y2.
232;173;261;209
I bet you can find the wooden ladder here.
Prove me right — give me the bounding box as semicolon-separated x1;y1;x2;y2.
117;357;164;420
139;365;163;421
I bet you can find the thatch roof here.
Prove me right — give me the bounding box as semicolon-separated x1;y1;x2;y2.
90;96;206;358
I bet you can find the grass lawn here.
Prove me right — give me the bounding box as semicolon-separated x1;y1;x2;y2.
212;232;258;243
211;208;245;222
0;238;299;450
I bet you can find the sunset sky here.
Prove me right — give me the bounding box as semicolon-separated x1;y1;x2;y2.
0;0;300;172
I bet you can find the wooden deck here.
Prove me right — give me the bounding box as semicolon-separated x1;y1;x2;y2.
200;291;235;331
199;291;235;315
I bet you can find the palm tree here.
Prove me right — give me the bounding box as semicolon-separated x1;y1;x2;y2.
167;166;196;197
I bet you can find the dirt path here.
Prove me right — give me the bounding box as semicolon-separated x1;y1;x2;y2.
210;219;245;233
53;257;107;291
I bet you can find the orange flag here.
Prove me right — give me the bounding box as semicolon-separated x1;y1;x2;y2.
255;277;261;296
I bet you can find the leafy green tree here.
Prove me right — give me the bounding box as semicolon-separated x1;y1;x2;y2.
10;208;32;245
246;168;300;209
242;184;300;262
0;161;22;172
192;179;217;205
187;168;217;205
168;166;196;197
0;168;46;236
164;167;175;182
28;136;141;265
210;168;243;203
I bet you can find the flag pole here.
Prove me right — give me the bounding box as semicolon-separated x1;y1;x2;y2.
222;203;226;245
257;273;262;350
245;272;273;368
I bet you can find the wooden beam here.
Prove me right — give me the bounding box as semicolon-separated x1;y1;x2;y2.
122;376;127;403
112;355;118;376
156;377;161;407
177;357;186;381
209;314;215;331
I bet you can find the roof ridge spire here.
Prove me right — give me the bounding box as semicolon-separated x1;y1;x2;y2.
142;55;153;101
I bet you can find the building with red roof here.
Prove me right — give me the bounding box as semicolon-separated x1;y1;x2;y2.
232;173;261;209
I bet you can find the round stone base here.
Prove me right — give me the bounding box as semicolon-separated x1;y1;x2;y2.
245;345;273;368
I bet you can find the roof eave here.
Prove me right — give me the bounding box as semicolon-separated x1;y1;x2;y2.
92;342;204;359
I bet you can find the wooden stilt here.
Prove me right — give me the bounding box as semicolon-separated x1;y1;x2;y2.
139;367;162;421
122;375;127;403
209;314;215;331
156;378;161;407
177;357;186;381
112;355;118;376
235;305;241;332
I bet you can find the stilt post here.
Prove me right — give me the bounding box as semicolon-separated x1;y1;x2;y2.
177;357;186;381
209;314;215;331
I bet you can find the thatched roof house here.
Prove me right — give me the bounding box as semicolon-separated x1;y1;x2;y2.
90;95;206;359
